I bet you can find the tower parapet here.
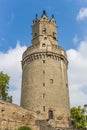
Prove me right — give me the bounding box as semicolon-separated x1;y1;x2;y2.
21;11;70;128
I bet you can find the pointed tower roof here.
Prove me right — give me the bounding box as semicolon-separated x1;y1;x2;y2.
50;14;56;24
41;10;48;20
41;10;47;17
33;13;39;24
35;13;38;19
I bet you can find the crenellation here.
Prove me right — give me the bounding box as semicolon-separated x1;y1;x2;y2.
22;44;68;65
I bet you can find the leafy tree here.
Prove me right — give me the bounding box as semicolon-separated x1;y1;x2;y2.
0;71;12;103
18;126;32;130
71;106;87;129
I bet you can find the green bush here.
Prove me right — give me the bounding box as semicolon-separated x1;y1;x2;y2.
18;126;32;130
71;107;87;129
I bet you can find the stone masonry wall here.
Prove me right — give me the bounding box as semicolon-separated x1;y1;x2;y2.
0;100;39;130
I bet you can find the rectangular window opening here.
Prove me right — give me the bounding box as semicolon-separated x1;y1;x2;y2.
43;93;45;98
43;60;45;63
43;106;45;112
34;33;37;36
43;70;45;74
66;83;68;87
48;110;53;119
43;83;45;87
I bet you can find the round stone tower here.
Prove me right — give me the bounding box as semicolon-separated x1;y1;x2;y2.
21;11;70;127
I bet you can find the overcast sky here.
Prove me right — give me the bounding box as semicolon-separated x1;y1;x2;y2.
0;0;87;107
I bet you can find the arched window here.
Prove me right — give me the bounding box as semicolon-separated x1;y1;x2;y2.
42;28;46;34
44;37;47;40
42;43;46;47
50;79;53;84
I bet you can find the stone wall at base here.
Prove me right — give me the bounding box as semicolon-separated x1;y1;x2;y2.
0;100;38;130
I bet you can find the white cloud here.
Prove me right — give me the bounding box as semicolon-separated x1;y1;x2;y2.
67;40;87;107
77;8;87;20
0;41;27;105
73;35;79;45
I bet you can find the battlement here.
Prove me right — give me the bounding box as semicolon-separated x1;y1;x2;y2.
22;43;68;68
32;10;56;26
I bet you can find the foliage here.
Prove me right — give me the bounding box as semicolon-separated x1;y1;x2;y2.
18;126;32;130
71;106;87;129
0;71;12;103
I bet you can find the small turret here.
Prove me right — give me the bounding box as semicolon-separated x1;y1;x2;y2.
35;13;38;19
52;14;54;18
41;10;47;17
